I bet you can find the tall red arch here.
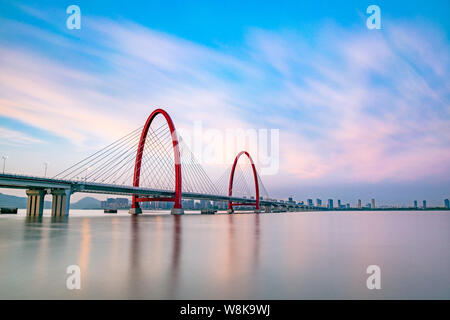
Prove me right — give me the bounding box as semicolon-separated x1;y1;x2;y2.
131;109;182;212
228;151;260;212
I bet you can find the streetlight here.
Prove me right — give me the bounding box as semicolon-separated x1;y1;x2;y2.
43;162;49;177
2;155;7;174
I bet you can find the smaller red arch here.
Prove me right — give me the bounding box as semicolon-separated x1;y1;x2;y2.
131;108;182;210
228;151;260;212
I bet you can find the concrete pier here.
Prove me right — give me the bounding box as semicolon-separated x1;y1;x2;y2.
51;189;71;216
129;207;142;215
171;208;184;215
26;189;46;216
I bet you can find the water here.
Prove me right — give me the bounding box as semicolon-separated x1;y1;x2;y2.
0;210;449;299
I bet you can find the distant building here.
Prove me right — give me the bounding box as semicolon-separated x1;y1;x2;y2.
327;199;333;209
423;200;427;209
287;197;296;205
371;199;375;209
200;200;210;209
316;199;322;207
414;200;418;208
182;199;195;210
101;197;129;209
116;198;128;208
445;199;450;209
346;203;350;209
337;199;341;208
212;201;227;210
357;199;361;209
307;199;313;206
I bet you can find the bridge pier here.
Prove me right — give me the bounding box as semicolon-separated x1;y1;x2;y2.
263;205;272;213
51;189;71;216
129;207;142;215
171;208;184;215
26;189;46;216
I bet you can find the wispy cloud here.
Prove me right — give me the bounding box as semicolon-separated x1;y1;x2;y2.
0;9;449;190
0;127;44;146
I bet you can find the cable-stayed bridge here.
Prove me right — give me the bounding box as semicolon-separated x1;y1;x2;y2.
0;109;309;216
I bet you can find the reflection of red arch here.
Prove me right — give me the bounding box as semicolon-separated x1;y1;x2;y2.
228;151;260;212
131;109;182;210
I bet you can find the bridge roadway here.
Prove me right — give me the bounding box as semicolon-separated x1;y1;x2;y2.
0;173;304;216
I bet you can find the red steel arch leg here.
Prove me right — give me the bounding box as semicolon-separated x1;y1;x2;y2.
228;151;260;214
129;108;183;215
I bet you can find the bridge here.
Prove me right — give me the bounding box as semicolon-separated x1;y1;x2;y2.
0;109;313;216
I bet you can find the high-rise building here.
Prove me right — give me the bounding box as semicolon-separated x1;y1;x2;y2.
445;199;450;209
307;199;313;206
414;200;418;208
327;199;333;209
200;200;210;209
357;199;361;209
337;199;341;208
371;199;375;209
101;197;129;209
183;199;195;210
422;200;427;209
346;203;350;209
316;199;322;207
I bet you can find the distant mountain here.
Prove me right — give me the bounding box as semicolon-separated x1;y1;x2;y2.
0;192;52;209
71;197;102;209
0;193;101;209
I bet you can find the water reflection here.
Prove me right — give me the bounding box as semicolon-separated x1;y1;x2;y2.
78;218;91;285
253;214;260;269
128;214;183;298
1;211;449;299
25;215;43;224
168;215;182;297
128;215;142;296
22;215;71;294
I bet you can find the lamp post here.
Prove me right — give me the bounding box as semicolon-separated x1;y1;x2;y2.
43;162;49;177
2;156;7;174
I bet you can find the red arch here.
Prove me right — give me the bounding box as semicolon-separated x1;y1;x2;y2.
131;109;182;210
228;151;260;212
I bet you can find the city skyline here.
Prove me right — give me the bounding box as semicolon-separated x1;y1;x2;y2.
0;1;449;205
73;195;450;210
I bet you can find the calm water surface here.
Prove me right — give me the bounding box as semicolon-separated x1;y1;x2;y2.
0;210;449;299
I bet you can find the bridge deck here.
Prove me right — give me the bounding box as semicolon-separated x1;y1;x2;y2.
0;173;286;207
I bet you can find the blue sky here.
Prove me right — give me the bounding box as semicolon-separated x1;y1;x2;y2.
0;0;449;205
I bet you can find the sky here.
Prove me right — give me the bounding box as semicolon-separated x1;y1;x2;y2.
0;0;449;205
